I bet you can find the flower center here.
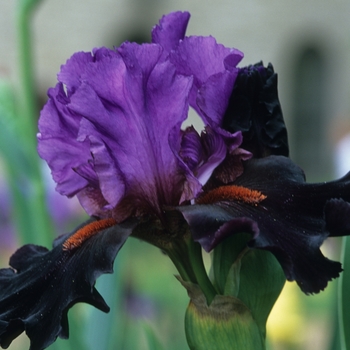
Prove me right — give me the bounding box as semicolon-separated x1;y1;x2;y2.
63;218;117;250
196;185;266;205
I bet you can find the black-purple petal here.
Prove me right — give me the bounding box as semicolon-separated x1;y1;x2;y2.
178;156;350;294
222;62;289;158
0;218;137;350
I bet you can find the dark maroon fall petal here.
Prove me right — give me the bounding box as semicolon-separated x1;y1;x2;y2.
0;218;138;350
178;156;350;294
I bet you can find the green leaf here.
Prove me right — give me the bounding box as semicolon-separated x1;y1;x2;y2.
84;264;126;350
339;236;350;349
223;257;241;296
0;80;53;245
0;80;32;169
212;233;250;294
236;249;285;338
212;232;285;339
142;321;164;350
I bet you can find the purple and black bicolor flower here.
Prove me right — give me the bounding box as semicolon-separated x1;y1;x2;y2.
1;10;350;350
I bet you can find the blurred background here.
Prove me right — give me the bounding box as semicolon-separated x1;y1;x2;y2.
1;0;350;349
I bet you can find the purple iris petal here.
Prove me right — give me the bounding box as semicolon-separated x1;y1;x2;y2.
178;126;227;185
151;11;190;52
39;43;194;220
179;126;202;171
195;128;228;185
178;156;350;294
169;36;243;123
153;12;244;133
176;126;249;189
197;71;240;128
38;84;93;197
38;12;247;220
57;51;95;94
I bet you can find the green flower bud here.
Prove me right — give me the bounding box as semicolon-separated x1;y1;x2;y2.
182;281;264;350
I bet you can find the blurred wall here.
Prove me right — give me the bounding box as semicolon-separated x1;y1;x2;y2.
1;0;350;179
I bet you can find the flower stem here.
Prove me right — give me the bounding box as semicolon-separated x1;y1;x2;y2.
166;239;198;283
187;239;217;305
130;216;217;305
167;236;217;305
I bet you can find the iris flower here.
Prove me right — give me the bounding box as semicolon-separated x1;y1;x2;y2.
1;11;350;350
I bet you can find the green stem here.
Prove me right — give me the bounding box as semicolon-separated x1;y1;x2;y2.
17;0;39;143
187;239;217;305
130;217;217;305
167;237;217;306
166;240;198;283
14;0;54;246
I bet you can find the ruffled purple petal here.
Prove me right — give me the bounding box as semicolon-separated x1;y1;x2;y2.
39;43;194;219
197;71;239;128
175;126;235;197
57;52;95;94
153;12;244;134
86;135;125;210
195;127;228;185
0;218;138;350
178;156;350;294
172;126;246;201
179;126;203;171
169;36;243;123
151;11;190;52
38;84;93;197
178;126;228;185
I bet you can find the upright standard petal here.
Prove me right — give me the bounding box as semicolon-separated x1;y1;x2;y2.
222;62;289;157
151;11;190;52
153;11;244;134
38;43;193;220
178;156;350;294
170;36;243;126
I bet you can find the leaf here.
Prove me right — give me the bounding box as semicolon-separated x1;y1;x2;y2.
0;80;32;172
142;321;164;350
339;236;350;349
